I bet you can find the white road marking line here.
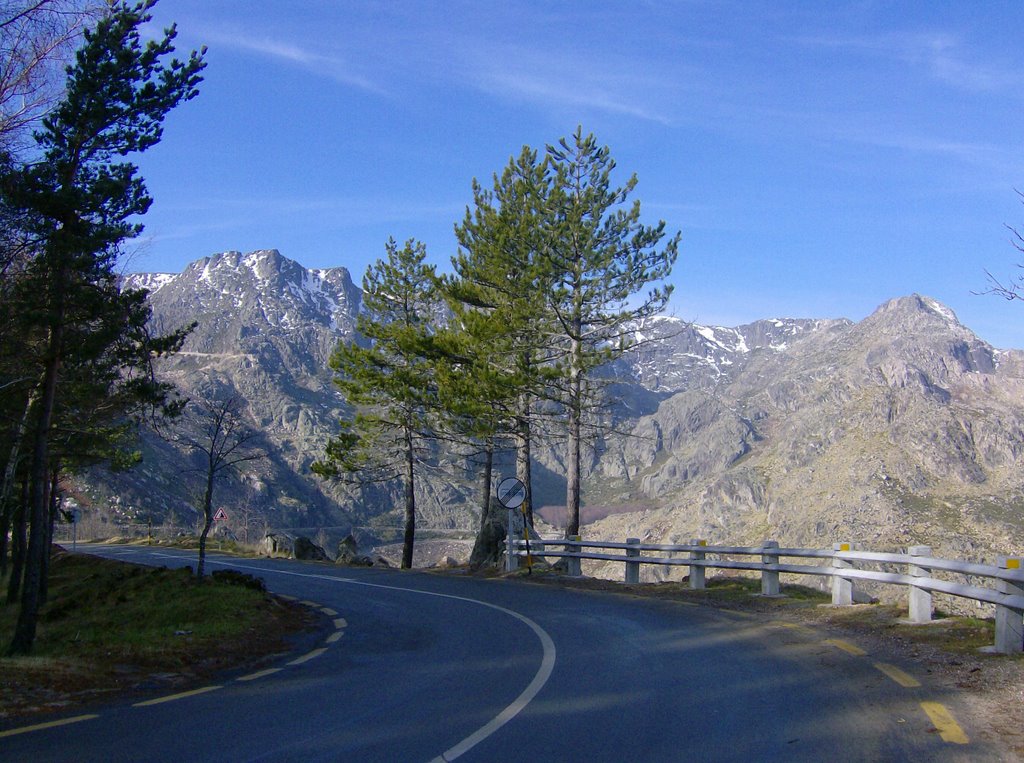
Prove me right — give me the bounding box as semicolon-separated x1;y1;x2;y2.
199;557;557;762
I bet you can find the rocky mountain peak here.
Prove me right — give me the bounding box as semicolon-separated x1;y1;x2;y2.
864;293;962;332
89;254;1024;577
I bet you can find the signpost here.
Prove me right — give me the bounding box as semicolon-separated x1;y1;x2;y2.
497;477;531;572
70;509;80;551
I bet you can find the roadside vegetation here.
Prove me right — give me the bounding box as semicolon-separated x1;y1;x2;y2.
0;549;314;719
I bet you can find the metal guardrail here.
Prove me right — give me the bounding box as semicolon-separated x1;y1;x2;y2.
505;528;1024;654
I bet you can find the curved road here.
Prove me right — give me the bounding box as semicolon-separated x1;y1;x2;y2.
0;545;993;761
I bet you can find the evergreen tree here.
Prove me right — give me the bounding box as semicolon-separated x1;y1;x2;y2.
447;146;560;527
315;238;440;570
543;127;679;537
0;0;204;655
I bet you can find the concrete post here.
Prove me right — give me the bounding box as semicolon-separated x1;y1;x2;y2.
761;540;781;596
832;542;854;606
625;538;641;584
907;545;933;623
993;557;1023;654
689;539;707;589
505;508;519;572
567;535;582;577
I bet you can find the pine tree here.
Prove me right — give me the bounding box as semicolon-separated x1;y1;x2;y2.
315;238;440;569
543;127;679;538
447;146;560;527
1;0;204;655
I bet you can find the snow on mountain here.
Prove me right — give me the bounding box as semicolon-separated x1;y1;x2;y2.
620;314;850;392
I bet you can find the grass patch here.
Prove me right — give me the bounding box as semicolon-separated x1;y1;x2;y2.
0;550;315;718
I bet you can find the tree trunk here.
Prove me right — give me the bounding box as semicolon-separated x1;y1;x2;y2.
40;468;60;604
401;425;415;570
1;389;36;579
469;440;502;569
8;315;63;655
197;468;214;579
515;393;534;527
5;479;27;605
478;439;494;534
565;332;582;538
0;493;9;580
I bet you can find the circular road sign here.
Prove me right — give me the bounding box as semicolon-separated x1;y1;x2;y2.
496;477;526;509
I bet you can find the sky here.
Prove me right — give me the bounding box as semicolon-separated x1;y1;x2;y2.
126;0;1024;348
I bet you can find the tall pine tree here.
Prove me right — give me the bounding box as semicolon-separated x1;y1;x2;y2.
543;127;679;538
315;238;440;569
1;0;204;655
447;146;560;528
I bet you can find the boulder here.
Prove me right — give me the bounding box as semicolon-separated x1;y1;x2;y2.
336;534;360;563
294;536;330;561
259;532;295;558
335;534;374;566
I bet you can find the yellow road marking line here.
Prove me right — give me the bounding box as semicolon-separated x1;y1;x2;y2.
133;685;222;707
299;600;320;608
873;662;921;688
333;618;347;629
288;647;327;666
823;638;866;656
321;607;338;616
325;630;344;644
236;667;283;682
920;701;969;744
0;714;99;739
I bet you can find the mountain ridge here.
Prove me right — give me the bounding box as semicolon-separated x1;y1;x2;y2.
75;249;1023;576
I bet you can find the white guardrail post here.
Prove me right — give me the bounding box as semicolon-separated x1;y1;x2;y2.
994;556;1023;654
832;542;854;606
689;539;707;589
761;540;780;596
907;545;933;623
625;538;641;584
505;508;519;572
567;535;582;577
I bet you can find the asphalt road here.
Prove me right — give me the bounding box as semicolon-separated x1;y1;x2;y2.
0;545;995;762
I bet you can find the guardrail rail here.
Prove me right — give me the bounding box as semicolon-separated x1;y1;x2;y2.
505;520;1024;654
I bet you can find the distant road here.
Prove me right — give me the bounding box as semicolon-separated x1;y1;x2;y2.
0;545;994;762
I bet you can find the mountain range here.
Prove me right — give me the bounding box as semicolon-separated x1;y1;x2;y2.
70;249;1024;571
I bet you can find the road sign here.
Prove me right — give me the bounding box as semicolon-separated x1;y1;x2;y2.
496;477;526;509
213;508;229;522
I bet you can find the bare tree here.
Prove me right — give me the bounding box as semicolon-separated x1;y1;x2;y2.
980;191;1024;303
0;0;104;151
177;393;265;579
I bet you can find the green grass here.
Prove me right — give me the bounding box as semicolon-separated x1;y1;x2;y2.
0;551;290;667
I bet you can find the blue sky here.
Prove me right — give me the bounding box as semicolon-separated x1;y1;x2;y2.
129;1;1024;348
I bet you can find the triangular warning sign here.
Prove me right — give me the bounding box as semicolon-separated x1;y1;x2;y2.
213;508;228;522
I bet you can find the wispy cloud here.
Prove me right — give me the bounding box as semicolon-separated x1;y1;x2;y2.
795;31;1023;94
199;28;387;95
472;60;675;125
831;126;1015;171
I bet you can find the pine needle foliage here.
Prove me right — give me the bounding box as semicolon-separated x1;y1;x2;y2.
314;238;441;569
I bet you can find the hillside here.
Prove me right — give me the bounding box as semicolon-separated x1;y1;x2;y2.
68;250;1023;569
